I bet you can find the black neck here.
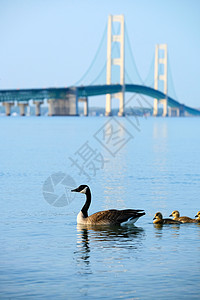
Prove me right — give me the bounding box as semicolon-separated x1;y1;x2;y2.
81;188;91;218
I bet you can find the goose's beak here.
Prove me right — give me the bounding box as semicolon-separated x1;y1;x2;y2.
169;214;172;217
195;215;198;218
71;188;78;192
153;217;156;220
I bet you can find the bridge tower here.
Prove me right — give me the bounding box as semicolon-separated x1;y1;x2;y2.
105;15;125;116
153;44;168;117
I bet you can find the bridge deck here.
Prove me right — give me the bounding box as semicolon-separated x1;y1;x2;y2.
0;84;199;115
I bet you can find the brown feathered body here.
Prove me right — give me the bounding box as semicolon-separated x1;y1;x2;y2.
77;209;145;225
153;212;181;225
169;210;198;223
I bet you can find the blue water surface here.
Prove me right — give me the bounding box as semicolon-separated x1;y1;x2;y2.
0;116;200;299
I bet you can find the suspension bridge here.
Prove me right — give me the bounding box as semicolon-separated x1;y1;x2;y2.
0;15;199;117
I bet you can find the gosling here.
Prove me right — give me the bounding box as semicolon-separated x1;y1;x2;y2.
153;212;181;225
195;211;200;222
169;210;197;223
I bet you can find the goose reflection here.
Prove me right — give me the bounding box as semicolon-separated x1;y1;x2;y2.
75;224;145;275
75;226;91;272
77;224;145;251
154;223;181;238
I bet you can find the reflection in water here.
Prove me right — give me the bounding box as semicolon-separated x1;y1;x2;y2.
77;224;145;246
75;226;91;275
75;224;145;274
196;223;200;239
152;121;169;210
154;223;181;238
98;118;129;210
153;121;168;140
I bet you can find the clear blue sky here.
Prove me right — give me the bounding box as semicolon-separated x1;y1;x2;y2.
0;0;200;108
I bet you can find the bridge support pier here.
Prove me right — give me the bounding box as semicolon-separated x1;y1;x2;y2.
78;97;88;116
84;99;88;116
153;98;168;117
153;99;158;116
48;99;55;116
160;99;168;117
118;92;124;117
33;101;43;116
169;107;180;117
2;102;14;116
105;95;112;116
47;88;77;116
18;102;28;116
47;97;77;116
106;92;124;116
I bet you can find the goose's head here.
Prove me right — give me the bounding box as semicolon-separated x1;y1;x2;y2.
195;211;200;220
169;210;180;218
153;212;163;221
71;185;89;194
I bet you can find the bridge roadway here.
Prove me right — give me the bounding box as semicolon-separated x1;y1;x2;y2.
0;84;200;116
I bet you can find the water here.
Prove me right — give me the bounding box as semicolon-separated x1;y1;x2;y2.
0;116;200;299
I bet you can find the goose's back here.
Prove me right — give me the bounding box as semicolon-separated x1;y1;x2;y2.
86;209;145;225
163;218;181;224
178;216;197;223
154;218;181;225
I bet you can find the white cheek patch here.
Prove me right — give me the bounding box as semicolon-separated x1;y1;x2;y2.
80;187;88;194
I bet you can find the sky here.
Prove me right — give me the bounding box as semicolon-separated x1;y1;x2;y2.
0;0;200;108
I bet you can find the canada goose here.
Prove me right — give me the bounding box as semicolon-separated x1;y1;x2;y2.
71;185;145;225
195;211;200;222
153;212;181;225
169;210;197;223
